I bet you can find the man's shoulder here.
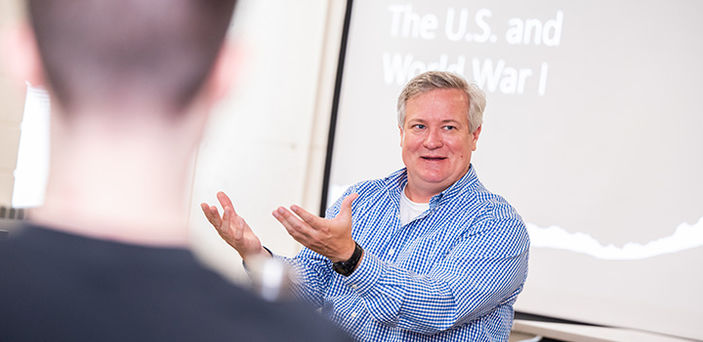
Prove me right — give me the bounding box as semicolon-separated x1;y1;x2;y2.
447;184;526;237
0;223;352;342
471;188;521;220
349;168;405;197
447;189;530;257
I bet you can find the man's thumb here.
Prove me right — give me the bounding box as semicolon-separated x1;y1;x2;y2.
339;193;359;217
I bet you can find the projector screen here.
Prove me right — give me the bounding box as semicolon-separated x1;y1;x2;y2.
324;0;703;340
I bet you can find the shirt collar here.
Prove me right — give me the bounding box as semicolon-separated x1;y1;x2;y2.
383;164;480;207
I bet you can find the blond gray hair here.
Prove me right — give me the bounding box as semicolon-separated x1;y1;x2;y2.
397;71;486;133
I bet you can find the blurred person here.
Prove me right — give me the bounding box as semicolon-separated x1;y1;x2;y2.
203;71;530;341
0;0;351;341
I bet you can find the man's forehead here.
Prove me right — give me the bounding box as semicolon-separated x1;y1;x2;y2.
407;88;467;104
406;89;467;110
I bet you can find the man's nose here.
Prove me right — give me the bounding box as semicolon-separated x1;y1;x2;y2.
422;128;443;149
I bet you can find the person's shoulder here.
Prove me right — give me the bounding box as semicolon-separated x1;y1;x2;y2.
466;183;521;221
351;168;405;197
0;223;52;267
457;189;530;255
259;300;353;341
459;186;527;238
142;256;353;341
0;224;351;341
200;283;352;340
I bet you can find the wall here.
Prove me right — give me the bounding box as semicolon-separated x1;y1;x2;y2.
188;0;347;283
0;0;24;206
0;0;346;282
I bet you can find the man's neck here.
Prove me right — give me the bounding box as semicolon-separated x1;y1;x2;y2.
31;111;199;247
404;167;471;203
403;185;434;204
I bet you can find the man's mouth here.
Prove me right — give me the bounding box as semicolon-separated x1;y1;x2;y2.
421;156;446;161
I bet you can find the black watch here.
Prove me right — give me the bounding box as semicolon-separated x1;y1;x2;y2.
332;241;363;276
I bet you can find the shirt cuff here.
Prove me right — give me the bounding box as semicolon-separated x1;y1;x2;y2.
343;250;383;296
241;246;275;271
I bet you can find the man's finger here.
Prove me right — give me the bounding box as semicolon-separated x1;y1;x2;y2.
221;206;234;234
200;202;211;219
217;191;237;215
232;215;245;240
209;205;222;227
273;207;314;240
290;205;323;229
272;210;300;239
201;202;221;227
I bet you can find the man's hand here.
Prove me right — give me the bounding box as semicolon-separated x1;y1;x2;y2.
201;191;268;262
272;193;359;262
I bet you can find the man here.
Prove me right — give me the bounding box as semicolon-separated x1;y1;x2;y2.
203;71;530;341
0;0;351;341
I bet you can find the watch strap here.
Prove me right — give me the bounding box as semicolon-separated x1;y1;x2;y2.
332;241;363;277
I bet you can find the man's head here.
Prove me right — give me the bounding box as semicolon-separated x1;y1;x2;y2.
1;0;239;242
25;0;237;114
397;71;485;132
397;71;486;201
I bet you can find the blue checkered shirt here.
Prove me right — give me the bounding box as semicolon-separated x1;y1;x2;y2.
287;166;529;341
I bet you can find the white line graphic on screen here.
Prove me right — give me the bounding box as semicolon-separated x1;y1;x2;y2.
332;183;703;260
527;216;703;260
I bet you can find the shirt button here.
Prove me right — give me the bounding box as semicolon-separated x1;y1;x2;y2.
388;248;395;256
351;284;358;289
351;312;357;318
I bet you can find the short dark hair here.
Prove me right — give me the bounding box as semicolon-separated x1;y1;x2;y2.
27;0;237;112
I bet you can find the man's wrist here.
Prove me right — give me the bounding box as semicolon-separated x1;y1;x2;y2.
332;241;363;277
242;246;273;270
330;240;357;263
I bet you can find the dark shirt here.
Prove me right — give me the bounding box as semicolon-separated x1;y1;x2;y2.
0;223;351;342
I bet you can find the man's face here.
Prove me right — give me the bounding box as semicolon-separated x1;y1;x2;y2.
400;88;480;198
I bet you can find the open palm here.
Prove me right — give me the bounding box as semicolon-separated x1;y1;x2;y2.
201;191;264;260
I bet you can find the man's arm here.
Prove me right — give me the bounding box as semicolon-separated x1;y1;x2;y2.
283;247;336;307
270;191;359;307
201;191;343;307
342;217;529;334
276;197;529;335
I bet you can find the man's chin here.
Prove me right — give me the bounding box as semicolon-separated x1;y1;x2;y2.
413;173;452;186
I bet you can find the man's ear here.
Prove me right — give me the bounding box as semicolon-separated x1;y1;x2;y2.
202;39;240;106
181;40;240;144
471;125;482;151
2;21;44;88
399;125;404;147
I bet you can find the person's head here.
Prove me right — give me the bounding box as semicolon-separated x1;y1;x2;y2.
397;71;485;132
23;0;237;116
397;71;486;201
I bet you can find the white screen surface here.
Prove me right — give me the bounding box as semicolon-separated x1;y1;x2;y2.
327;1;703;340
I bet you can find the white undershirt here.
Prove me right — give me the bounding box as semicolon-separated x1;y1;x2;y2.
400;186;430;226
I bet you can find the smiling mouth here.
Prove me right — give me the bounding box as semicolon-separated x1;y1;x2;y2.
421;156;446;161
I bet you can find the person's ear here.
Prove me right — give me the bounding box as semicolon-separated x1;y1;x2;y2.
180;40;241;146
471;125;482;151
399;125;404;147
2;21;44;88
203;39;240;106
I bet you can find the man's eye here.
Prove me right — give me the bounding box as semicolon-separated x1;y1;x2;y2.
443;125;456;130
413;124;426;129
